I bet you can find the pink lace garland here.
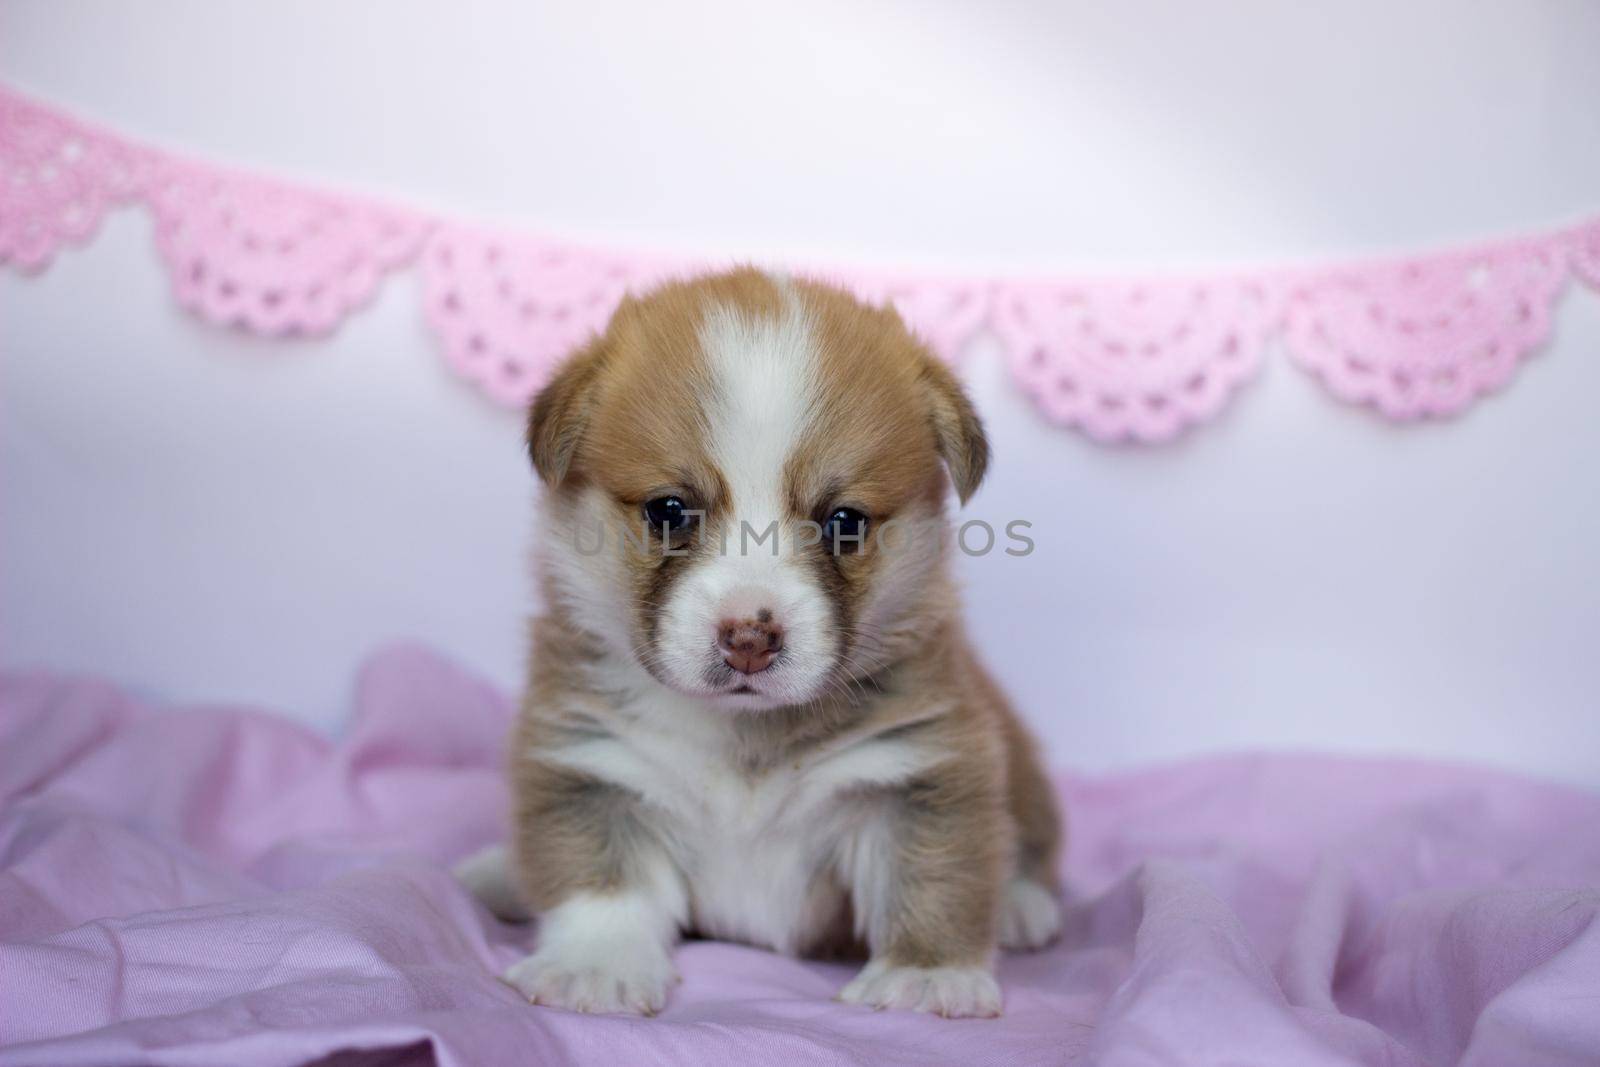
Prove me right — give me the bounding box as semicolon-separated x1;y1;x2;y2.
4;83;1597;441
1283;242;1568;420
421;226;690;406
1570;218;1600;292
992;277;1281;443
147;166;428;337
0;90;154;271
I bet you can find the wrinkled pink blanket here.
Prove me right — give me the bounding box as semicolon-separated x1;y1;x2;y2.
2;647;1597;1067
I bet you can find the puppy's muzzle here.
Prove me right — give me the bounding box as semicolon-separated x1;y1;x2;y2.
718;616;784;674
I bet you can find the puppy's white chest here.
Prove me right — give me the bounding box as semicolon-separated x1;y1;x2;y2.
568;699;926;955
679;778;840;954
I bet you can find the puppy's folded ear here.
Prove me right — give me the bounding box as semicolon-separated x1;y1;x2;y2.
919;356;990;506
526;338;609;487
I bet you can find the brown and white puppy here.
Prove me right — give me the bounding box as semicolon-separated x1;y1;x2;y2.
458;268;1063;1018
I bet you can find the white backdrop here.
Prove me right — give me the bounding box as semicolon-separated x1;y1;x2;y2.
4;1;1599;784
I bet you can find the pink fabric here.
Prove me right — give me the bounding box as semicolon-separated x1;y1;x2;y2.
5;83;1600;440
2;647;1598;1066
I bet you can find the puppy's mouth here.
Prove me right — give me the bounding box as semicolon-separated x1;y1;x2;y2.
672;647;823;709
632;642;775;700
703;653;784;703
694;661;790;709
635;635;830;710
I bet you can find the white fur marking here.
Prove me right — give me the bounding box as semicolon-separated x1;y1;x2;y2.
539;487;638;659
453;844;530;922
699;282;819;526
997;877;1063;951
836;804;900;949
523;685;932;956
502;856;687;1015
654;279;839;708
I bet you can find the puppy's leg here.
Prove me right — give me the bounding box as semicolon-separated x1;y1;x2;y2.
503;873;683;1015
996;728;1064;949
454;844;532;922
501;765;686;1015
838;772;1007;1018
997;874;1063;951
986;667;1066;951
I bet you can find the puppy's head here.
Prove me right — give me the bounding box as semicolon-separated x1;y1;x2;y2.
529;268;987;710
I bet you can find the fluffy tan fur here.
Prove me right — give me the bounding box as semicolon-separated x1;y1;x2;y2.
484;268;1062;1017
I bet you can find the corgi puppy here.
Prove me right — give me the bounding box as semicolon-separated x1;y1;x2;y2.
459;268;1063;1017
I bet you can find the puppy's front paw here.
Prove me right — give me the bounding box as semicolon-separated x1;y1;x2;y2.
839;960;1001;1018
502;944;677;1015
997;877;1063;950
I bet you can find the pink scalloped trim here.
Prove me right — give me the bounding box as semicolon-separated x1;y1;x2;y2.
145;163;429;337
3;83;1597;441
0;90;153;272
419;225;695;405
1570;219;1600;292
991;277;1281;442
1283;242;1566;420
814;268;991;364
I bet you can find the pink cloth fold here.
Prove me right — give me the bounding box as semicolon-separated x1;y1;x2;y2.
2;645;1597;1066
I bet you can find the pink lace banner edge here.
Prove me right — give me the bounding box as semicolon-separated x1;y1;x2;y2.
3;83;1597;442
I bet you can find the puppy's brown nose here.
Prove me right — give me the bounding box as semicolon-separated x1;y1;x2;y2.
718;616;784;674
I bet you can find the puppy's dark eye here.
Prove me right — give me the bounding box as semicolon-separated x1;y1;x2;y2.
822;507;869;553
644;496;694;532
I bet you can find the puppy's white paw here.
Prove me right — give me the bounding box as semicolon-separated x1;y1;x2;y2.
997;877;1063;951
502;944;677;1015
839;960;1001;1018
